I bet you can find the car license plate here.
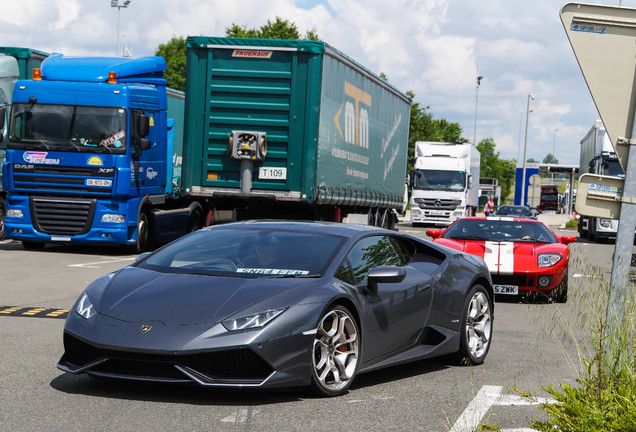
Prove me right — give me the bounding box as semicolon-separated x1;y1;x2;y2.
86;179;112;187
494;285;518;295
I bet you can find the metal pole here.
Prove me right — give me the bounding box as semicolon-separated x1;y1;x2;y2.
605;137;636;362
518;112;523;161
520;94;533;206
240;160;253;194
473;73;482;146
116;7;121;56
552;128;558;182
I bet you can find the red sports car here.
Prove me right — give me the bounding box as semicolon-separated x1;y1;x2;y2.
426;217;576;302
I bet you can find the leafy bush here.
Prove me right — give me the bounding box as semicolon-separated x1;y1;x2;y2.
564;218;578;230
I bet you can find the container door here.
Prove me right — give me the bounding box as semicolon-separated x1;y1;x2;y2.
198;46;307;193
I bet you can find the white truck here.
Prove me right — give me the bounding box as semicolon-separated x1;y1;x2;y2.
578;120;624;242
409;141;480;226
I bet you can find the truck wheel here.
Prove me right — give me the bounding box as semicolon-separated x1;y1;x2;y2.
136;211;153;253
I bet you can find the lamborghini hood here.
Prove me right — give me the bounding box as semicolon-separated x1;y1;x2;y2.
98;267;313;326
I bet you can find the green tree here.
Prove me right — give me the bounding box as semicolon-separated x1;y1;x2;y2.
225;17;319;40
155;36;186;91
477;137;516;200
543;153;558;164
156;19;318;90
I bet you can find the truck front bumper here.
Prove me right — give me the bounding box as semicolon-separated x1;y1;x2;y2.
4;195;137;245
410;207;464;226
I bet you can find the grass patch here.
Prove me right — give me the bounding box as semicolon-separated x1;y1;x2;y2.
528;255;636;431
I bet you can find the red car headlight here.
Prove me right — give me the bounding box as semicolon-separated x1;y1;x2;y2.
538;253;562;267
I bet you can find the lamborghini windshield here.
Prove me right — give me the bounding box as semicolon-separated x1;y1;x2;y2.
137;226;347;278
9;103;127;154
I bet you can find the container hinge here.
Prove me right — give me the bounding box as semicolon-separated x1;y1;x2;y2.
616;137;636;146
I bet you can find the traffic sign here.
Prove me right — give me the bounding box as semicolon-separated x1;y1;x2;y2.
575;173;624;219
561;3;636;173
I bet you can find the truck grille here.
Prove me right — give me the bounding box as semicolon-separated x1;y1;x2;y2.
414;198;461;210
13;164;114;195
30;197;96;236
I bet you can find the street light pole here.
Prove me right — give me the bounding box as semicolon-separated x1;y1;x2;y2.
111;0;131;57
520;94;534;207
473;72;483;146
552;128;558;181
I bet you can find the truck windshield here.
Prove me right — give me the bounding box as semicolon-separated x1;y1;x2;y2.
413;169;465;191
9;103;127;154
601;159;624;177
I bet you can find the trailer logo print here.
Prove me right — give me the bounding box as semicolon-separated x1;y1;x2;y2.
333;82;371;149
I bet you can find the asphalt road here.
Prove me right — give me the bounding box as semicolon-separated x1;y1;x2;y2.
0;223;621;432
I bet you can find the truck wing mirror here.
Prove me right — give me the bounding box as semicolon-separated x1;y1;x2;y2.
138;114;150;137
0;107;5;131
139;138;151;151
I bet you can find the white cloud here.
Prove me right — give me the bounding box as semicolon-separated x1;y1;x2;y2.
0;0;622;164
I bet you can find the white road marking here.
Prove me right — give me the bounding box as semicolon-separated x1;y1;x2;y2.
68;257;135;268
450;385;502;432
221;408;259;423
451;385;556;432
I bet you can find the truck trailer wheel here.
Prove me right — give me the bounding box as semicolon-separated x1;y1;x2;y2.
187;208;203;233
136;211;154;253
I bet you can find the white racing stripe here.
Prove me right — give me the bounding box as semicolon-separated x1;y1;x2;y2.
483;242;515;275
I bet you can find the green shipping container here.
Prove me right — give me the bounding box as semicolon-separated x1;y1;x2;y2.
182;37;410;212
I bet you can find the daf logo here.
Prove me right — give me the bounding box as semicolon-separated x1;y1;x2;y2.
141;325;152;333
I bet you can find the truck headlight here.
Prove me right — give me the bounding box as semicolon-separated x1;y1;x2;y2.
599;219;612;229
7;209;23;218
101;214;125;223
538;253;562;267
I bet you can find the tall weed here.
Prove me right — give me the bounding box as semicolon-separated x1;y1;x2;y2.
531;253;636;431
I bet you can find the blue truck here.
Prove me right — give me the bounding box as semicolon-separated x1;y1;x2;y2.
1;54;192;251
1;38;410;251
0;47;49;240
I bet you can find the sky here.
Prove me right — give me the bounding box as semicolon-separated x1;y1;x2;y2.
0;0;631;165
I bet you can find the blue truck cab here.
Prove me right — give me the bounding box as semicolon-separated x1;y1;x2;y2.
1;54;191;251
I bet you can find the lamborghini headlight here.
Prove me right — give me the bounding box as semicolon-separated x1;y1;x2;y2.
76;293;96;319
222;307;287;331
538;253;562;267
